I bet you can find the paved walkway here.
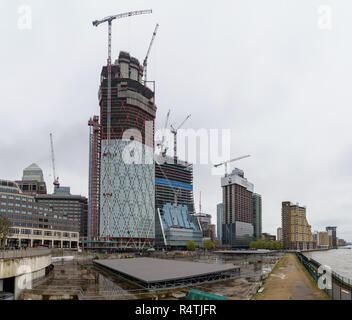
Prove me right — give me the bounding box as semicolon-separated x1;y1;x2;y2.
254;253;329;300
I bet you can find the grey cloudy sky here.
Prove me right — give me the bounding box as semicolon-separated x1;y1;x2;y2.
1;0;351;241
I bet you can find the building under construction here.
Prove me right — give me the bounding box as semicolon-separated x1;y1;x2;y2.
87;51;157;249
154;156;201;248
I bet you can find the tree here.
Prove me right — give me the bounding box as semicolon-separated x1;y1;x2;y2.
0;216;10;250
203;239;215;250
186;240;196;251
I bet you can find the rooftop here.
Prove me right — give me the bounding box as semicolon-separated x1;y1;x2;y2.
94;258;239;289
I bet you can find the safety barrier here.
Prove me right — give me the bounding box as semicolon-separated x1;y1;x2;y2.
296;252;352;300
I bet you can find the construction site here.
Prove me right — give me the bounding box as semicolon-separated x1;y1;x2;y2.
85;10;223;252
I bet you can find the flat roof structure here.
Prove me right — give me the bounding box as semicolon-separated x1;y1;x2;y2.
94;258;240;290
215;249;272;254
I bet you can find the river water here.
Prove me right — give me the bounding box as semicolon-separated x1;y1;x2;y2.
304;246;352;280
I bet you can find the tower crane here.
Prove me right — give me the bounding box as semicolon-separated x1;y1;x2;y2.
170;114;191;160
92;9;152;146
156;109;170;156
214;155;251;176
143;23;159;85
50;133;60;189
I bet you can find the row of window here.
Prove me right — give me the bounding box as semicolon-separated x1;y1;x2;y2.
9;228;77;238
1;194;34;202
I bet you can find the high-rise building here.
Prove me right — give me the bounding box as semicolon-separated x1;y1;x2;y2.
155;156;195;215
154;156;202;248
217;203;223;244
15;163;47;196
277;227;282;242
326;226;337;249
88;116;101;240
252;193;262;241
89;51;157;248
221;168;254;247
281;201;316;250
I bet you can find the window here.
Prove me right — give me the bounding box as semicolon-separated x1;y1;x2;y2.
33;230;42;235
21;229;31;235
1;195;6;199
44;231;52;236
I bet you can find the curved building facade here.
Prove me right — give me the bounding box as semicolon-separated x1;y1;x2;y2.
97;51;157;248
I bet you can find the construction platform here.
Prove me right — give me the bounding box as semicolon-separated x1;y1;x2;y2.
93;258;240;290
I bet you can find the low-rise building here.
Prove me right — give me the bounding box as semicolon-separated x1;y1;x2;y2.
317;231;329;249
0;179;79;249
262;233;276;242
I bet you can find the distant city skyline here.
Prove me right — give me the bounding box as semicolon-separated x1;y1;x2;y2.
1;0;351;241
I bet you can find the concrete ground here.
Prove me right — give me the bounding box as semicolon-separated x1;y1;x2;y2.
253;253;330;300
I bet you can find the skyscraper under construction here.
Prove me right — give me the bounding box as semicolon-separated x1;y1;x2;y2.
88;51;157;248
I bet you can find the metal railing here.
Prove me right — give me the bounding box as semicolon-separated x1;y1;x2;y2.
0;248;51;259
296;252;352;299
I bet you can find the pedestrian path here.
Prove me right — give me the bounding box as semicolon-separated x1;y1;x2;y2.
254;253;329;300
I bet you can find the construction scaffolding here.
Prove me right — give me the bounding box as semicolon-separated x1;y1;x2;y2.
88;116;101;240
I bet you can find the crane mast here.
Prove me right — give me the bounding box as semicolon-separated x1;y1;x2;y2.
50;133;60;189
143;23;159;85
156;109;170;156
170;114;191;161
92;9;152;145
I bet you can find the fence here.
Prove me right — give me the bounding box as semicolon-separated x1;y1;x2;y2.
0;248;51;259
296;252;352;300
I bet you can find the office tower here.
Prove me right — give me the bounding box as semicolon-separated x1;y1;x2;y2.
221;168;254;247
36;186;88;239
89;51;157;248
252;193;262;241
154;156;202;248
15;163;47;196
217;203;223;244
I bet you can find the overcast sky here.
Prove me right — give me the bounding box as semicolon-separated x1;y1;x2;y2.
1;0;351;241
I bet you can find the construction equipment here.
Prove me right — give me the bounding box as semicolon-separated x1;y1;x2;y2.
156;109;170;156
143;23;159;85
170;114;191;160
92;9;152;145
214;155;251;176
49;133;60;189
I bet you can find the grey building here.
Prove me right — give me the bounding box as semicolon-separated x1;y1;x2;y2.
252;193;262;241
15;163;47;196
217;203;223;244
326;226;337;249
36;186;88;239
